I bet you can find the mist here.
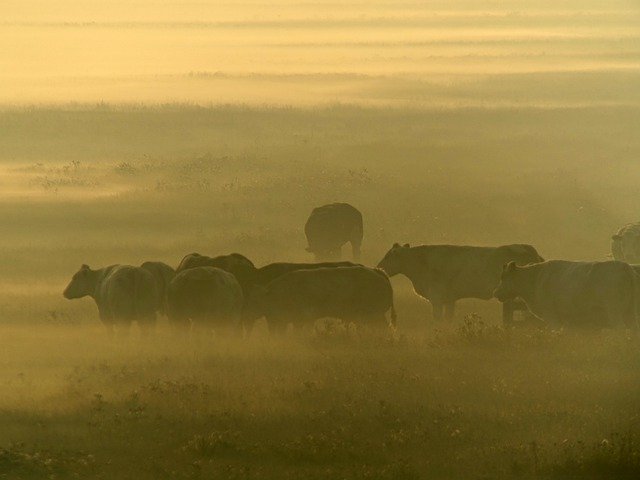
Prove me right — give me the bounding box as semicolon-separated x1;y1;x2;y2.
1;1;639;479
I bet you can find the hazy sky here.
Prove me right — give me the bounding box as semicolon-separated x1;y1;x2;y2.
2;0;639;104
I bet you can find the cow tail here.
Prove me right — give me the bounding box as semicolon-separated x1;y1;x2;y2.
632;269;640;335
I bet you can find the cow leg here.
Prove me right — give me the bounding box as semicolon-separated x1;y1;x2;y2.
351;240;362;262
606;303;637;335
267;317;288;335
138;315;156;338
229;316;245;338
104;322;115;339
170;316;191;336
372;313;395;336
431;301;444;321
444;301;456;320
215;317;243;339
502;300;516;327
97;307;116;338
114;319;132;340
242;318;257;338
191;318;213;339
314;250;331;262
356;313;388;332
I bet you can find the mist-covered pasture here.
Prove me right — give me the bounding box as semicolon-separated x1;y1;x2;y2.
0;104;639;478
1;104;638;316
2;0;640;475
0;326;639;480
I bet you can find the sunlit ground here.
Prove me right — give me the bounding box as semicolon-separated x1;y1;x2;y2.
1;0;640;478
0;323;638;479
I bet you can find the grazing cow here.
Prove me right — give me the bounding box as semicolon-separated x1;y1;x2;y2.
176;252;257;295
246;266;396;334
253;261;357;286
166;266;243;334
377;243;544;324
494;260;639;331
611;223;640;263
140;261;175;315
305;203;363;261
242;261;358;329
63;264;158;336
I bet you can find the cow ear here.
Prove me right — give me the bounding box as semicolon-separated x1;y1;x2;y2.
392;243;400;248
81;264;89;270
403;243;410;248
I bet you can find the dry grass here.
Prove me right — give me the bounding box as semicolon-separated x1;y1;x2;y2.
0;102;639;478
0;324;638;479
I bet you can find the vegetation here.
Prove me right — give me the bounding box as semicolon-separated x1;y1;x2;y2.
0;104;638;478
2;1;639;477
0;324;638;479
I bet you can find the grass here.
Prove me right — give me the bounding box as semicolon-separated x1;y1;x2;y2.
3;0;640;475
0;324;638;479
0;102;639;478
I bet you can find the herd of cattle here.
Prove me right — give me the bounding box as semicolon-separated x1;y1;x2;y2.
62;203;640;335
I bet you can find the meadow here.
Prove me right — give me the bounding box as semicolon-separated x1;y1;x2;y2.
0;104;639;479
2;0;640;478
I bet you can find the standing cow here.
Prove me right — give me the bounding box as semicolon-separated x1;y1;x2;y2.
611;223;640;264
166;266;244;334
63;264;159;336
140;261;175;316
243;261;358;330
305;203;363;261
253;261;357;287
246;266;396;334
377;243;544;324
494;260;639;331
176;252;257;295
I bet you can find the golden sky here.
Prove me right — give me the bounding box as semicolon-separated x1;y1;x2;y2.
2;0;639;105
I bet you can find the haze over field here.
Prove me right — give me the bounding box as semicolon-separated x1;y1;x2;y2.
2;0;640;106
1;1;640;479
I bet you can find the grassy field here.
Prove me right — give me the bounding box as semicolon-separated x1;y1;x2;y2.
0;104;639;479
0;326;638;480
2;0;640;478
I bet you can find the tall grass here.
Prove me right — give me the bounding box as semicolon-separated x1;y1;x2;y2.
0;103;639;478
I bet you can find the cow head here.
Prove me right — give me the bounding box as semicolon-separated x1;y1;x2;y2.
63;264;96;299
377;243;411;276
493;261;520;302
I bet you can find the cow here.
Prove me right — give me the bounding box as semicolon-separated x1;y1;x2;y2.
166;266;243;334
140;261;175;315
494;260;639;331
377;243;544;324
611;223;640;264
253;261;358;287
63;264;158;336
305;203;363;261
242;261;358;330
245;266;396;334
175;252;257;295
